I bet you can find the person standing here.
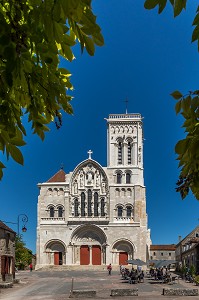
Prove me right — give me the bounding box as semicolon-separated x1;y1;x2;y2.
29;263;33;272
107;263;112;275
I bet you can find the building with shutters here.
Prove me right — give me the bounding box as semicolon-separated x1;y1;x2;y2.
36;113;151;269
0;221;16;282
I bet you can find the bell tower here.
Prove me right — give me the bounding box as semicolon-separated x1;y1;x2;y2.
106;113;144;185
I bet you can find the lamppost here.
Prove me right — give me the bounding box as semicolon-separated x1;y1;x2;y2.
2;214;28;236
17;214;28;236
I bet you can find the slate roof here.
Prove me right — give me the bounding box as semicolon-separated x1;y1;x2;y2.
47;169;66;183
150;244;176;251
0;221;16;234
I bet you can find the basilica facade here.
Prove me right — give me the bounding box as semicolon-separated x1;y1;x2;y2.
36;113;151;268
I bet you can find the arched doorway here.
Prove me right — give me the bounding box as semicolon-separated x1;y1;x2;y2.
112;239;134;265
71;225;107;265
45;240;66;265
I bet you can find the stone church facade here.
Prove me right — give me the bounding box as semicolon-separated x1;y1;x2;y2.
36;113;151;269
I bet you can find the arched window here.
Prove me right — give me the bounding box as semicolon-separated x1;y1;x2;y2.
94;192;98;216
118;142;122;164
58;206;63;218
81;192;85;216
49;206;54;218
74;199;79;217
117;206;123;217
88;189;92;217
101;198;105;216
126;173;131;184
116;173;122;184
126;206;132;217
128;142;132;164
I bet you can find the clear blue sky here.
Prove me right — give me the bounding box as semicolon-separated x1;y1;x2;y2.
1;1;199;253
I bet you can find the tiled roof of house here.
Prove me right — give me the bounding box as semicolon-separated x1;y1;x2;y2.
150;244;176;251
0;221;16;234
47;169;66;183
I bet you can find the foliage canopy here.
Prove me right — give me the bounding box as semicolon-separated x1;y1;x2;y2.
15;235;32;269
144;0;199;200
0;0;103;179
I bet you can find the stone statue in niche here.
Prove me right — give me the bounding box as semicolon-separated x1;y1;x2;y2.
79;170;84;187
102;181;106;193
96;170;100;187
74;180;78;194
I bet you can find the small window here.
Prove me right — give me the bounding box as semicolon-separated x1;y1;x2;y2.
169;253;171;256
58;206;63;218
117;206;123;217
126;206;132;217
49;206;54;218
126;173;131;184
117;173;122;184
161;253;163;256
196;233;199;237
153;252;156;256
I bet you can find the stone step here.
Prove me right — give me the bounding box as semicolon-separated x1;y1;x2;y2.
37;265;110;272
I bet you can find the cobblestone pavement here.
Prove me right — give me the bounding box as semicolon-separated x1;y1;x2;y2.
0;269;199;300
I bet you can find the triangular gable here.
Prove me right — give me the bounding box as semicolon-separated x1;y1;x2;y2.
47;169;66;183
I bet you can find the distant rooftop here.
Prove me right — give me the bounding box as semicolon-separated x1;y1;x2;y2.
150;244;176;251
0;221;16;234
47;169;66;183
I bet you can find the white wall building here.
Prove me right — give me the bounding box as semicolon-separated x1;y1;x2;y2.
36;113;151;268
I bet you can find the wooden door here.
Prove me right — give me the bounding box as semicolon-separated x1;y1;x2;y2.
80;246;90;265
92;246;101;265
54;252;59;265
119;252;128;265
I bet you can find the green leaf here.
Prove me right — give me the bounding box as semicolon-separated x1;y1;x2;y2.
174;0;186;17
7;144;24;165
175;100;181;114
175;139;189;155
171;90;183;100
84;36;95;56
144;0;158;10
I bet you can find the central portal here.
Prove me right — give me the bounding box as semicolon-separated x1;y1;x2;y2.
71;225;107;265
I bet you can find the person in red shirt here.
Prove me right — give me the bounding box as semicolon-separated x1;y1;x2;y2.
107;263;112;275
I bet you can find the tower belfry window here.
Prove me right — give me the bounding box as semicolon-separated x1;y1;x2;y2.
117;173;122;184
128;142;132;164
126;173;131;184
81;192;85;216
118;142;122;164
88;189;92;216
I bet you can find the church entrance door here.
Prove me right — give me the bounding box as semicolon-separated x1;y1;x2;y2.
80;246;90;265
119;252;128;265
54;252;59;265
92;245;101;265
54;252;63;265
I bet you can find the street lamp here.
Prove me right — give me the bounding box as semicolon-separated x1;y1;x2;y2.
2;214;28;236
17;214;28;236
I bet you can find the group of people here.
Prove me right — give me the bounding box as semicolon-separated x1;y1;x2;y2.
149;267;171;282
120;265;144;284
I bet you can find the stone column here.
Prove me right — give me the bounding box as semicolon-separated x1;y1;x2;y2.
89;246;92;265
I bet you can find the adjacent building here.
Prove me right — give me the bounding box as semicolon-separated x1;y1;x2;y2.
175;226;199;273
0;221;16;282
150;244;176;261
36;113;151;269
